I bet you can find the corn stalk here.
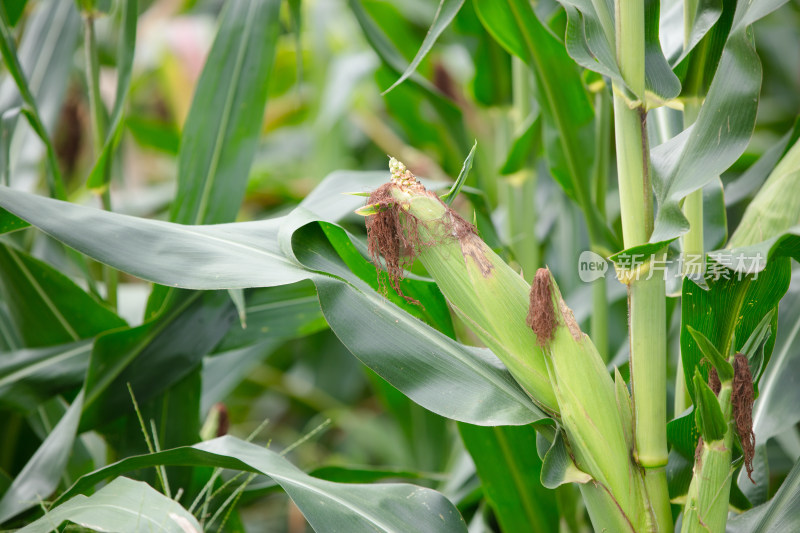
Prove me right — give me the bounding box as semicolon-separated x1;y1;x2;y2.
612;1;671;529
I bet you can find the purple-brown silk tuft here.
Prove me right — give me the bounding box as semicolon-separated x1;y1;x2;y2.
364;182;477;304
733;353;756;483
528;269;557;346
365;183;420;304
708;367;721;396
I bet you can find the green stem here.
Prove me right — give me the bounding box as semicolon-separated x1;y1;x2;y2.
674;355;691;415
682;103;704;278
83;14;118;311
592;276;609;362
591;87;611;360
506;56;539;281
614;1;671;530
0;18;67;200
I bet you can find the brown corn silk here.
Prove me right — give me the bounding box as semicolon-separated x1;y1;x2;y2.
733;353;756;483
527;269;557;346
708;367;721;396
364;164;476;303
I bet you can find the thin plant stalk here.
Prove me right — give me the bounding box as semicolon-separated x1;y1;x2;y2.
83;13;118;311
0;17;67;200
591;86;611;360
613;0;671;529
682;103;704;278
506;56;539;281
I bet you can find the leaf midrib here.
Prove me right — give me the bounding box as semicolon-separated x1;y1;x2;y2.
6;246;80;341
192;0;260;225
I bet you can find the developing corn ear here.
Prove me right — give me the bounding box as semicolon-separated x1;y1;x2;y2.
361;158;558;413
362;159;658;531
529;269;651;532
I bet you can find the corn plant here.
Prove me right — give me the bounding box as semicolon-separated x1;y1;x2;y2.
1;0;800;532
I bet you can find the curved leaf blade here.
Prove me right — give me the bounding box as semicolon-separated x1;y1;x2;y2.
0;244;125;347
0;340;91;411
170;0;282;226
18;477;201;533
727;455;800;532
86;0;138;189
0;391;84;524
56;436;469;533
382;0;465;95
0;183;544;426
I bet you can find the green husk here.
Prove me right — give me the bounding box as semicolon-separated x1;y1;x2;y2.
682;383;734;533
376;159;558;413
532;269;649;531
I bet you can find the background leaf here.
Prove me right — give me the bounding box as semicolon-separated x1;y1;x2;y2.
18;476;201;533
56;436;469;533
458;423;557;533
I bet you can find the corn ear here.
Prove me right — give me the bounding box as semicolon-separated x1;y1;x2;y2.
531;268;648;531
682;382;734;533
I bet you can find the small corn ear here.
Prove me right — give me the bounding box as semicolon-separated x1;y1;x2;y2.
530;268;647;531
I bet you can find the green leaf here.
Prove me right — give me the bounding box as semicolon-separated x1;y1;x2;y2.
0;0;80;177
0;186;309;289
0;340;91;411
0;208;28;234
0;244;126;347
0;1;28;26
739;310;774;381
18;476;201;533
202;339;283;413
214;281;326;353
692;367;726;442
0;184;544;426
725;120;800;206
86;0;138;189
539;428;592;489
703;177;728;250
56;436;469;533
81;290;237;431
473;0;617;250
440;140;476;206
347;0;468;156
382;0;466;95
0;0;79;199
170;0;282;226
0;391;84;524
661;0;723;65
727;454;800;532
681;258;790;405
752;273;800;444
499;113;541;175
559;0;681;103
667;408;701;462
624;0;792;258
729;136;800;249
125;116;180;154
686;325;734;381
459;423;558;533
